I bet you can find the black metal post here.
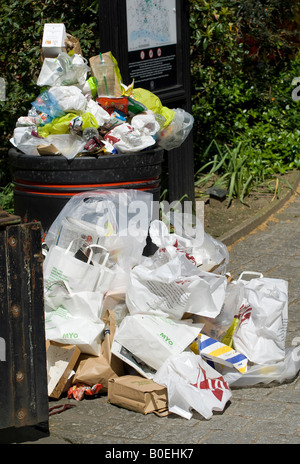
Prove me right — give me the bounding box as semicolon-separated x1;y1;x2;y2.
0;216;49;431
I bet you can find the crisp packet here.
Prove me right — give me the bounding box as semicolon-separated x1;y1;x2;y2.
32;90;65;124
16;108;43;127
67;383;103;401
198;333;248;373
127;96;147;116
96;96;128;115
84;137;104;152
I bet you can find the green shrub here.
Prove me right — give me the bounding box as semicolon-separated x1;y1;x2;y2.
0;0;100;149
189;0;300;179
0;183;14;213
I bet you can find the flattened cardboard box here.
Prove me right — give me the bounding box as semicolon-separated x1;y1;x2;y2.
108;375;168;416
46;340;81;399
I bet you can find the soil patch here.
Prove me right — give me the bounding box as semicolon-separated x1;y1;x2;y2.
196;170;299;240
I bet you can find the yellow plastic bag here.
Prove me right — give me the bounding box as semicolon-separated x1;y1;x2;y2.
131;88;175;128
221;317;239;348
38;112;99;138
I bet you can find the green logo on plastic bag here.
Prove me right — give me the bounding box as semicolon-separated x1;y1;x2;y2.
160;333;173;345
62;332;79;339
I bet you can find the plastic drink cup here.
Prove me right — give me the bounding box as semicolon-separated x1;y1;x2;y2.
92;62;115;97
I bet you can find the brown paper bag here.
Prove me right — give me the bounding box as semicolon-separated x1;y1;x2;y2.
72;310;124;390
64;33;82;56
108;375;169;416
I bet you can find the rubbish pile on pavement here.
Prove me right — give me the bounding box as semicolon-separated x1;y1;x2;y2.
8;24;300;420
43;188;300;420
9;23;194;159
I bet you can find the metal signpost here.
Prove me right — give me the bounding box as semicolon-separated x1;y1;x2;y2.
99;0;195;204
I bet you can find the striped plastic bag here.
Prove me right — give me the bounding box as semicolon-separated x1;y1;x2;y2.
198;333;248;374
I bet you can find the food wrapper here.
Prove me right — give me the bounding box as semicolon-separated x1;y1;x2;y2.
96;97;128;116
69;116;83;134
198;333;248;373
67;383;103;401
127;96;147;116
16;115;43;127
84;137;104;152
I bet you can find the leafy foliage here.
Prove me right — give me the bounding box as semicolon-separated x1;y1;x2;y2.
190;0;300;193
0;0;100;149
0;182;14;212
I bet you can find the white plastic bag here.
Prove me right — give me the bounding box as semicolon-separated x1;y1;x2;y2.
114;314;203;371
45;280;104;321
44;133;85;159
153;351;232;420
37;57;62;86
223;346;300;386
197;279;245;341
149;216;229;274
10;127;46;156
45;189;153;273
131;110;160;138
157;108;194;151
37;53;90;87
126;246;227;320
45;312;104;356
44;281;105;356
85;98;111;126
104;122;156;153
232;273;289;365
169;211;229;272
48;86;87;113
43;242;112;294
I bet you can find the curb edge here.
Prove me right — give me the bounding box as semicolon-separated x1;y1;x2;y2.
209;170;300;247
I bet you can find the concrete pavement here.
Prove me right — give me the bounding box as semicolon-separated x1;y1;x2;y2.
1;186;300;447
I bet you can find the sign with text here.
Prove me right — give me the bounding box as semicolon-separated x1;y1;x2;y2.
98;0;195;204
126;0;177;92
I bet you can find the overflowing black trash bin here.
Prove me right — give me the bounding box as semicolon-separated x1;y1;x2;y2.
9;147;163;233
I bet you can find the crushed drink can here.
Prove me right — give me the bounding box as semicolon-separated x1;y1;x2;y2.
69;116;83;134
84;137;104;151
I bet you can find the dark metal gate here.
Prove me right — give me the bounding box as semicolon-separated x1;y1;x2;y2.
0;208;49;429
